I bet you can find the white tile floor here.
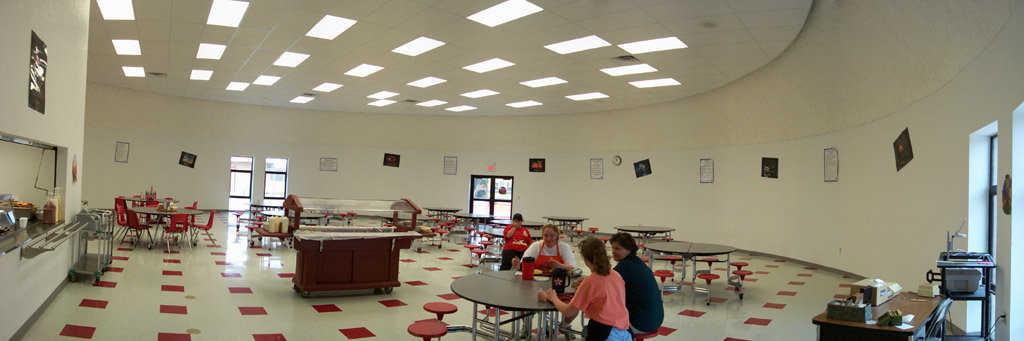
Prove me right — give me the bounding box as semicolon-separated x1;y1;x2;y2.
21;213;859;340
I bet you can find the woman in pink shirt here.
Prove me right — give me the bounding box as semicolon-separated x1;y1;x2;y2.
538;237;631;341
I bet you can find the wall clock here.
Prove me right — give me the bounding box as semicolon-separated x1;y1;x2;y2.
612;155;622;166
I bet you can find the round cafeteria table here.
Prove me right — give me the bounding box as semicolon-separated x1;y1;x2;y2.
615;225;675;243
423;207;461;221
249;201;282;211
489;219;546;228
644;241;742;298
451;271;566;341
129;207;203;247
123;197;177;205
481;226;543;240
541;216;587;238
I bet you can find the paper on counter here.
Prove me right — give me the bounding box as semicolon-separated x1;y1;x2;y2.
896;323;914;330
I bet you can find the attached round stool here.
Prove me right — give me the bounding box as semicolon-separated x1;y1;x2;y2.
634;331;659;340
600;237;610;244
697;273;720;305
731;261;749;271
641;257;649;263
653;270;674;283
732;270;753;281
662;255;683;266
588;227;599;234
423;302;458;321
407;319;447;341
699;257;721;269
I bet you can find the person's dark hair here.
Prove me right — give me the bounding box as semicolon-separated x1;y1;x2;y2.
512;213;523;222
578;237;611;275
610;232;639;256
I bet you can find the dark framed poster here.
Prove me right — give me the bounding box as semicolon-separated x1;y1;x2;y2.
893;128;914;171
761;157;779;179
383;153;400;167
28;31;47;114
179;152;197;168
529;158;545;172
634;159;652;178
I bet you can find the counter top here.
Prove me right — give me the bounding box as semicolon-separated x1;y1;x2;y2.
0;220;62;256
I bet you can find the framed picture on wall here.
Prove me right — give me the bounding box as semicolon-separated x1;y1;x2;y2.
383;153;400;167
179;151;197;168
114;141;130;163
443;156;458;175
824;147;839;182
761;157;779;179
319;157;338;172
28;31;47;114
893;128;914;172
529;158;545;172
699;158;714;183
634;159;652;178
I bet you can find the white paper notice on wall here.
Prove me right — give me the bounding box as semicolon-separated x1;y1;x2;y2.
590;158;603;180
699;158;714;183
114;141;129;163
824;147;839;182
319;157;338;172
443;156;457;175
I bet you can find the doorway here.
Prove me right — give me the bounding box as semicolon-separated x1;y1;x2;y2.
469;175;514;219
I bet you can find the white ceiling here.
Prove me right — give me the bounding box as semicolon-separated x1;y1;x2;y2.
86;0;812;116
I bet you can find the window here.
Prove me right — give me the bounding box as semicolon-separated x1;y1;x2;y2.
228;156;253;211
264;158;288;202
469;175;513;219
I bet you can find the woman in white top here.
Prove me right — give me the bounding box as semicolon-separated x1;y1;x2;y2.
513;224;576;272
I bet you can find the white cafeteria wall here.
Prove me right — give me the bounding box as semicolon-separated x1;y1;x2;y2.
77;0;1024;339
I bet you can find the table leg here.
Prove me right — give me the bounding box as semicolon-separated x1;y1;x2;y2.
473;302;478;340
494;307;502;341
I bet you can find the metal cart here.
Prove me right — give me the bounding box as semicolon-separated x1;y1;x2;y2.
68;210;115;284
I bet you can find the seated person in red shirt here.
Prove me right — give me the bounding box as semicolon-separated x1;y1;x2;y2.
512;224;576;273
499;213;532;270
538;237;631;341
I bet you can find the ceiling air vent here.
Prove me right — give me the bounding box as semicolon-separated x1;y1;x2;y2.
302;93;316;97
147;72;167;77
403;99;419;103
613;55;639;63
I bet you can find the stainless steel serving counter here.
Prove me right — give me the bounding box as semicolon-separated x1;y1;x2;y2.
0;220;63;256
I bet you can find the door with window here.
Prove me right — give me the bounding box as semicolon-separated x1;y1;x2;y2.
470;175;513;219
263;158;289;206
228;156;253;211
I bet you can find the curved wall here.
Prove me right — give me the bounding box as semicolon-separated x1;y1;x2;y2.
83;0;1024;338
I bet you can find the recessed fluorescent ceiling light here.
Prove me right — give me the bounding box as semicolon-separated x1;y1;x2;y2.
467;0;543;27
189;69;213;80
226;82;249;91
445;105;477;112
407;76;446;88
368;99;397;107
506;100;542;108
344;64;384;77
566;92;608;101
206;0;250;28
196;43;226;60
629;78;681;88
305;15;357;40
290;96;314;104
417;99;447;107
461;89;500;98
519;76;566;88
462;58;515;73
312;82;342;92
600;63;657;76
253;75;281;86
273;51;310;67
368;91;399;100
392;36;446;56
121;66;145;78
544;35;610;54
618;36;688;54
96;0;135;20
111;39;141;55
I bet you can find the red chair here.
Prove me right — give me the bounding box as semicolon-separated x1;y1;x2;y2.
162;214;191;253
164;197;174;201
124;210;153;249
191;210;216;246
697;273;720;305
407;319;447;341
634;331;659;340
186;201;198;210
131;195;142;207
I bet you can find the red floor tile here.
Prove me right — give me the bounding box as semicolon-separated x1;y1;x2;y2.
160;305;188;315
788;281;805;286
59;324;96;339
338;327;375;339
378;299;407;307
253;334;286;341
215;261;231;265
117;247;133;251
839;283;852;288
765;265;779;268
755;271;770;274
713;267;727;271
256;253;272;257
724;338;752;341
229;287;253;294
451;276;463;280
162;270;183;276
239;306;268;315
163;250;180;254
400;259;416;263
462;264;478;268
157;332;191;341
112;256;129;261
405;281;428;286
221;272;242;278
479;308;509;317
798;273;813;277
277;273;295;278
79;299;108;309
777;291;797;296
414;249;430;254
249;245;262;249
763;303;786;309
94;281;117;288
106;267;123;273
206;244;220;248
438;257;453;260
745;317;772;326
744;278;758;282
313;304;342;313
210;252;226;256
709;297;728;304
163;259;181;264
657;326;676;336
423;267;441;271
679;309;706;318
803;266;819;270
774;259;787;262
447;249;460;253
161;285;184;292
437;293;460;300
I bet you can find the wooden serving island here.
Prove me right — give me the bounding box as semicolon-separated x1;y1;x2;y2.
284;196;423;296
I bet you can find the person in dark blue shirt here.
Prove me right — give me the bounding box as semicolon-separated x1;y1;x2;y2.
609;233;664;334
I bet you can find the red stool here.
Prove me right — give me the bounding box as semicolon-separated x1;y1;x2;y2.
699;257;721;268
662;255;683;266
641;257;649;263
423;302;458;321
697;273;720;305
471;249;488;258
232;212;243;231
634;331;659;340
407;319;447;341
731;261;749;272
480;240;494;248
464;244;480;258
588;227;599;234
600;237;610;244
732;270;753;281
653;270;674;283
